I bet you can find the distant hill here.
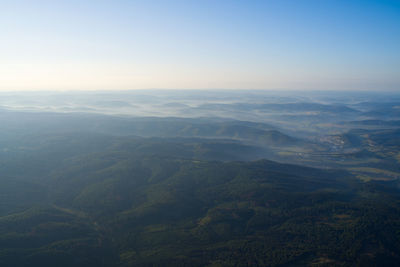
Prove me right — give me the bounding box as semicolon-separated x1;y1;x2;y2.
0;111;299;147
197;102;359;113
346;119;400;127
369;129;400;148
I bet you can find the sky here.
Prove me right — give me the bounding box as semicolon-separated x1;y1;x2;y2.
0;0;399;91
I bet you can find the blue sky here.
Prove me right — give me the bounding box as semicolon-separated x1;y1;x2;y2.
0;0;399;91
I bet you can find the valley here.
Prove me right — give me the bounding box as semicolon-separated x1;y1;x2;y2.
0;91;399;266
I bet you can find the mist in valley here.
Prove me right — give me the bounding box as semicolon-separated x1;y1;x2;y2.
1;0;400;265
1;90;400;266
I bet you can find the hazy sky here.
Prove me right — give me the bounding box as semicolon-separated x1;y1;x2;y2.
0;0;399;91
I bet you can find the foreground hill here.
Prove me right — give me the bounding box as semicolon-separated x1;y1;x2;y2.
0;132;399;266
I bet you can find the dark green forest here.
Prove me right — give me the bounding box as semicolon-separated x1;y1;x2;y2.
1;94;400;266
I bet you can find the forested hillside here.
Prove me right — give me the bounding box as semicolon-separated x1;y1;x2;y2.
0;126;400;266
